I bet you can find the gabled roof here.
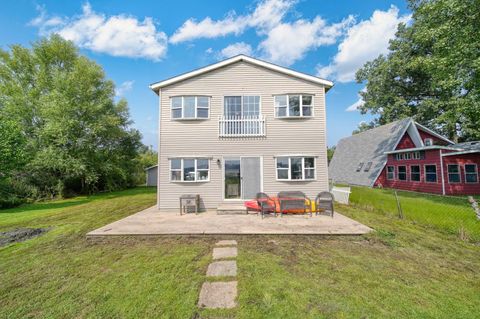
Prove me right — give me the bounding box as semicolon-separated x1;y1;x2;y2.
329;118;412;187
415;122;455;145
149;55;334;92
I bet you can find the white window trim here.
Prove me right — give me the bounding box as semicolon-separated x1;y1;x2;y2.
424;138;433;146
170;96;210;120
223;95;262;117
396;153;404;161
397;165;408;181
447;164;461;184
424;164;438;183
274;94;314;118
276;156;316;181
169;158;210;183
410;165;421;182
413;151;421;160
404;152;411;160
464;164;479;184
387;165;395;180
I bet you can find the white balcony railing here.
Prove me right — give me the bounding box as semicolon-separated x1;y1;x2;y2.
218;115;266;137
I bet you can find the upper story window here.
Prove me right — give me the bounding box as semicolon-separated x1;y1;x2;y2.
276;157;315;181
171;96;209;120
170;158;209;182
424;138;433;146
274;95;313;118
224;96;260;118
396;153;403;161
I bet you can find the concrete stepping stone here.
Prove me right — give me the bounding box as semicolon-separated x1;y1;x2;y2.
215;240;237;246
212;247;237;260
198;281;237;309
207;260;237;277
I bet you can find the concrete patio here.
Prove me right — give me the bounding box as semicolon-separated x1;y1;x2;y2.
87;206;372;237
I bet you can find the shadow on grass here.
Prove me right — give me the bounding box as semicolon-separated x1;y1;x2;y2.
0;187;157;215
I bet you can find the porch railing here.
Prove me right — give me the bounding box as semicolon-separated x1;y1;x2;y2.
218;115;266;137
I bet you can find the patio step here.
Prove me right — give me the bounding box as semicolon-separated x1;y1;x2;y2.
216;203;247;215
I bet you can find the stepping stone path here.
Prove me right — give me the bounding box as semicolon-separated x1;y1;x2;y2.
198;240;238;309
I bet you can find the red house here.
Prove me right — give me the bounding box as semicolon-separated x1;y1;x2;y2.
329;118;480;195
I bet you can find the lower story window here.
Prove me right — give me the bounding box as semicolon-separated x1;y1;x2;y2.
170;158;209;182
387;166;395;180
276;157;315;181
447;164;461;183
410;165;420;181
425;165;437;183
398;166;407;181
465;164;478;183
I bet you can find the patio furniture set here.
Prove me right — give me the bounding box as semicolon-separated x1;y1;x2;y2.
252;191;335;219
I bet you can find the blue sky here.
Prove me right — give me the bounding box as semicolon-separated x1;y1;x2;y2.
0;0;411;149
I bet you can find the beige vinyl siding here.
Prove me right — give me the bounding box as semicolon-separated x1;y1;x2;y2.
157;61;329;210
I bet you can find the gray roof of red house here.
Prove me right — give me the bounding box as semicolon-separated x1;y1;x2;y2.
328;118;413;187
453;141;480;151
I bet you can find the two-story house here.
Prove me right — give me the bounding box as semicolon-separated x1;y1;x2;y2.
149;55;333;211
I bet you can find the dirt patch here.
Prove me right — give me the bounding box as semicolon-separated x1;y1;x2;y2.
0;228;50;247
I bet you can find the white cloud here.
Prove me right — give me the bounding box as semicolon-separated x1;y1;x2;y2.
30;3;168;61
259;16;354;66
317;6;411;82
115;80;134;97
169;0;295;43
346;97;364;112
346;87;367;111
219;42;253;59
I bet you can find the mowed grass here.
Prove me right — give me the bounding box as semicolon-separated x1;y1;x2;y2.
348;186;480;242
0;188;213;319
1;187;480;318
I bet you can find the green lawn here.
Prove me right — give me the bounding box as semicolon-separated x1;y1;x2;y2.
348;186;480;242
1;187;479;318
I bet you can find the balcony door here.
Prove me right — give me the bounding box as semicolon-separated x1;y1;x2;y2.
224;157;261;200
223;96;260;136
224;96;260;118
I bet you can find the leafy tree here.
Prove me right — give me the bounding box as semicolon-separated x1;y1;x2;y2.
132;146;158;185
0;35;142;199
0;117;27;175
327;146;336;164
352;121;376;135
356;0;480;142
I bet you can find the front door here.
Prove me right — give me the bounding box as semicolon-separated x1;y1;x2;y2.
224;157;261;200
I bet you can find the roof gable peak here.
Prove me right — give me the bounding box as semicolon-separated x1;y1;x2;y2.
149;54;333;92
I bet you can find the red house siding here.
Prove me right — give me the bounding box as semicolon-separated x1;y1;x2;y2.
395;132;416;150
417;128;449;146
380;149;444;194
442;153;480;195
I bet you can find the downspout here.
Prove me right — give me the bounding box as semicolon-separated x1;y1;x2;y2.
439;149;446;195
157;89;162;209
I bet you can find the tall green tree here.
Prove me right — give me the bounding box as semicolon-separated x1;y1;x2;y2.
132;146;158;185
356;0;480;142
0;35;142;198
